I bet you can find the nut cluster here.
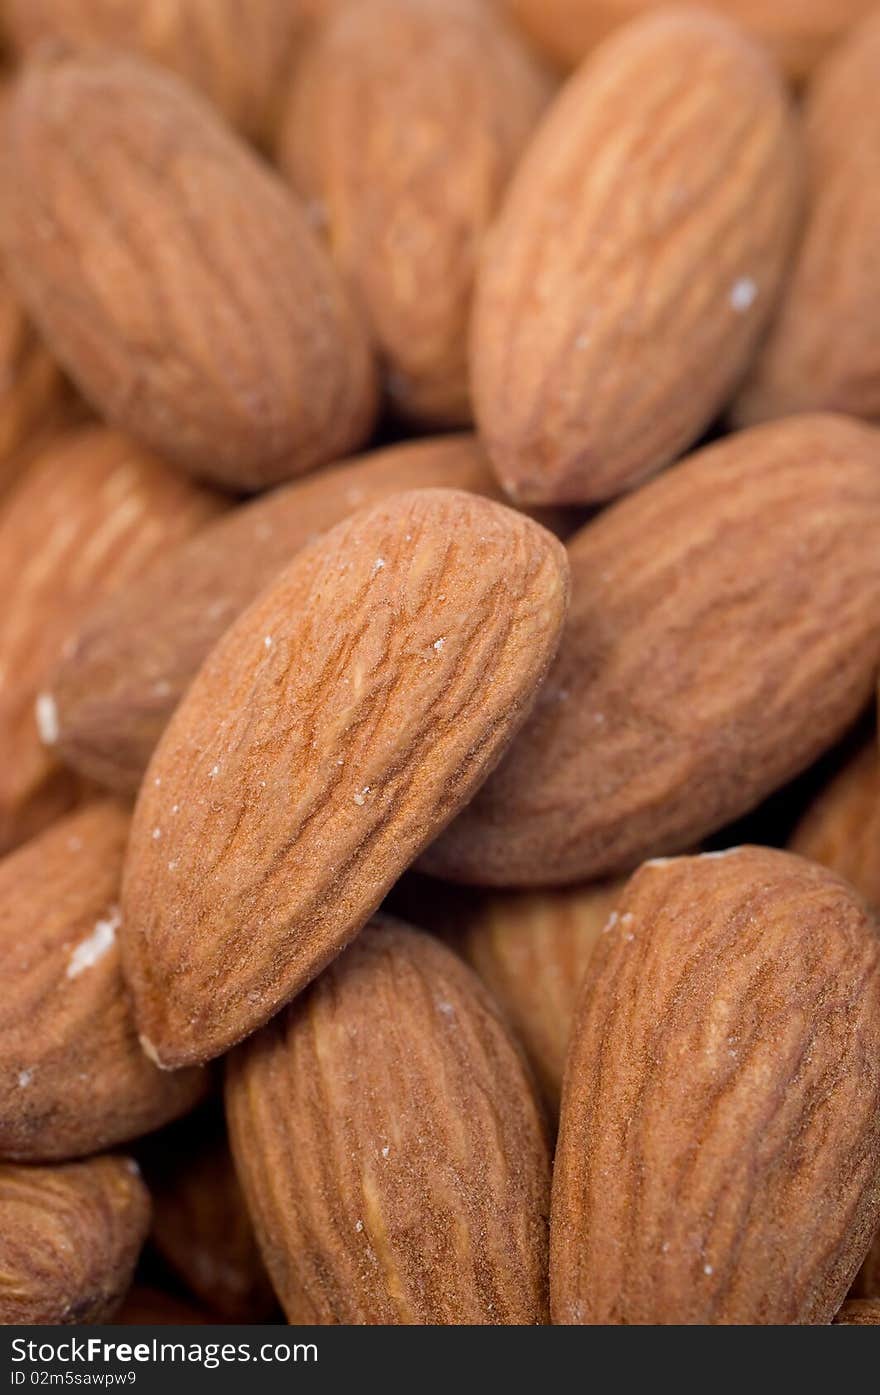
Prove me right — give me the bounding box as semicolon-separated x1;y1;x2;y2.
0;0;879;1328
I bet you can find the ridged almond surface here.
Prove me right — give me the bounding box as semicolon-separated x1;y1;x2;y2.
425;415;880;886
502;0;878;80
452;881;623;1115
0;49;377;490
788;743;880;909
472;7;800;503
280;0;551;426
735;13;880;427
552;847;880;1325
226;919;550;1324
0;802;206;1161
122;488;569;1067
5;0;304;142
0;427;221;856
48;436;508;793
0;1155;150;1324
144;1112;277;1322
834;1298;880;1325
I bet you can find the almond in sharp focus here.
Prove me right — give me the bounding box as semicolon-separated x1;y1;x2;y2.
788;741;880;909
47;435;513;794
834;1298;880;1325
0;801;207;1162
0;48;378;491
5;0;304;143
280;0;551;426
501;0;878;82
0;426;222;856
0;1154;150;1324
425;414;880;887
472;6;800;504
449;880;624;1117
122;488;569;1067
735;12;880;427
226;918;550;1324
552;846;880;1325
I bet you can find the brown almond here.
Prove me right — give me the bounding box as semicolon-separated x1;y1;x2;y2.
122;489;569;1067
552;847;880;1325
143;1111;277;1322
472;7;800;503
0;427;222;855
5;0;304;143
789;742;880;909
834;1298;880;1325
851;1230;880;1299
48;435;511;794
0;802;207;1162
226;918;550;1324
0;1154;150;1324
0;49;378;490
114;1285;212;1325
735;13;880;427
280;0;551;426
451;881;624;1116
425;415;880;887
502;0;878;82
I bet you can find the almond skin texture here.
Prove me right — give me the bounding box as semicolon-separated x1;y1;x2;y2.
5;0;304;143
735;13;880;427
143;1113;277;1322
122;488;569;1067
0;50;377;491
834;1298;880;1325
551;847;880;1325
789;743;880;909
502;1;878;81
226;919;550;1324
425;415;880;887
451;880;624;1115
280;0;551;427
48;436;509;794
472;7;800;504
0;1155;150;1323
0;427;221;856
0;803;207;1162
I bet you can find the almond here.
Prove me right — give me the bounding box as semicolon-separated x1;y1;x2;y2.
114;1285;211;1325
0;802;207;1162
0;427;222;855
5;0;304;143
425;415;880;886
450;880;624;1116
0;49;378;490
471;7;800;503
280;0;551;426
502;0;878;81
735;13;880;427
834;1298;880;1324
789;742;880;909
225;918;550;1324
143;1110;277;1322
552;846;880;1325
48;435;511;794
122;488;569;1066
0;1154;149;1323
0;269;74;502
852;1233;880;1299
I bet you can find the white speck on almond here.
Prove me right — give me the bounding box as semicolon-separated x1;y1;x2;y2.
35;692;59;745
67;908;121;978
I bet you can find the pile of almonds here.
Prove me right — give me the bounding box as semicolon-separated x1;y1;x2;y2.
2;0;880;1329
